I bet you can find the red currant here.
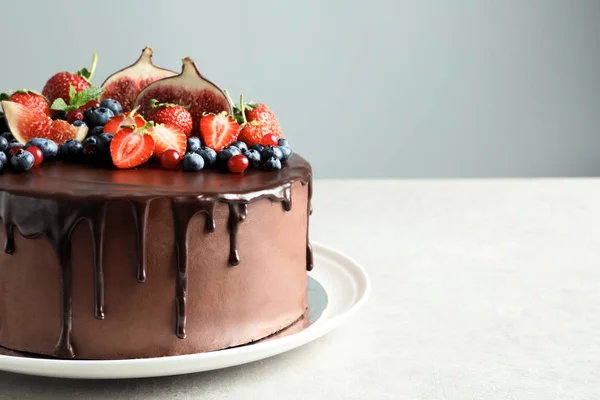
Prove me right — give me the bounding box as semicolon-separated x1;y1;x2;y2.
83;100;100;110
228;154;249;173
67;110;84;124
261;133;279;147
8;146;23;157
26;146;44;166
160;149;181;169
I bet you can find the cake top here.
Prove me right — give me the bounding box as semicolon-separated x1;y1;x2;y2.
0;46;295;176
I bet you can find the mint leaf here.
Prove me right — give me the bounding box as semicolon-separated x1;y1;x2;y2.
0;93;9;101
79;86;105;103
69;85;77;103
51;98;69;111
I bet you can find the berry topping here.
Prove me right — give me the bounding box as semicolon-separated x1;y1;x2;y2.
0;151;7;166
89;126;104;136
149;123;187;157
217;146;241;168
67;110;84;124
84;107;114;127
83;143;98;159
181;152;205;172
103;110;146;134
51;110;68;121
261;146;283;161
25;138;58;160
199;112;240;152
7;145;23;158
42;53;97;105
96;133;114;154
0;90;51;117
145;99;193;137
1;132;15;143
249;143;264;153
59;139;83;160
100;98;123;116
83;100;101;110
73;120;86;127
26;146;44;166
261;133;279;147
160;149;181;169
186;137;201;153
195;146;217;167
277;138;290;148
228;154;249;173
225;92;283;146
278;145;293;162
230;141;248;153
10;149;35;172
245;149;261;168
264;157;282;171
82;136;98;147
110;125;155;169
0;136;8;152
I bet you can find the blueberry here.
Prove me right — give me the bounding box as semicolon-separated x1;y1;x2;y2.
0;136;8;152
1;132;15;143
24;138;58;160
181;152;205;172
264;157;282;171
245;149;261;168
261;146;283;161
0;159;4;173
217;147;241;168
84;107;114;127
195;146;217;167
99;98;123;116
52;110;68;121
277;138;290;148
88;126;104;137
83;136;98;147
7;142;23;152
250;144;264;153
10;150;34;172
73;120;86;127
83;143;98;158
0;151;7;166
186;137;201;153
278;145;293;162
96;133;114;154
59;139;83;160
230;141;248;153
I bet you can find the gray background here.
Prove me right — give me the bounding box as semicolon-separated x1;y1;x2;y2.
1;0;599;178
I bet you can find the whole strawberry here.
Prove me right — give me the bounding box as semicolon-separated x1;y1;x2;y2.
145;99;193;137
225;92;283;146
42;53;98;105
0;90;51;116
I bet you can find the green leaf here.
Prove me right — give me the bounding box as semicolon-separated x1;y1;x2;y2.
50;98;69;111
0;93;9;101
69;85;77;103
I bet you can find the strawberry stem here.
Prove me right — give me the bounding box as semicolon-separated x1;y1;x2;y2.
223;89;236;111
89;53;98;81
240;94;247;125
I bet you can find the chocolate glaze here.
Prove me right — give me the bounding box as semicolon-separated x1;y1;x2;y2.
0;155;312;358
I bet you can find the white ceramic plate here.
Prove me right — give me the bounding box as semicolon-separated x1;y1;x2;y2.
0;242;370;379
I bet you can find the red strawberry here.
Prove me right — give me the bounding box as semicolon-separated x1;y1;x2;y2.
0;90;51;117
224;92;283;146
149;123;187;157
103;110;146;134
145;99;193;137
199;112;240;151
42;54;97;105
110;126;155;169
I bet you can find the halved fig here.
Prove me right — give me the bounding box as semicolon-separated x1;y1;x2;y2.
101;46;176;113
133;57;232;134
2;101;87;144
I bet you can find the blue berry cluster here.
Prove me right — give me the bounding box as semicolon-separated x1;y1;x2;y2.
0;133;59;173
180;137;293;172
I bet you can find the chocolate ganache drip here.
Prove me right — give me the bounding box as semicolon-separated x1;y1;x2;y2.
0;155;312;357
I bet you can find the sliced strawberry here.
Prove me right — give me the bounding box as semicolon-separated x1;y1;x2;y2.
1;100;52;144
149;123;187;157
103;112;146;134
47;120;88;144
110;126;155;169
199;112;240;151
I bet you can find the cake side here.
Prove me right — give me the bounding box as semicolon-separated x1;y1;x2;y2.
0;179;310;359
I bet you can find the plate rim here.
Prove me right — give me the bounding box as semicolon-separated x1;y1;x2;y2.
0;241;371;379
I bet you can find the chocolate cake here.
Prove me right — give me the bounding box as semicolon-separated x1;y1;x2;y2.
0;48;312;359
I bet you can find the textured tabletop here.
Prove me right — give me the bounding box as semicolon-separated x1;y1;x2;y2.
1;179;599;399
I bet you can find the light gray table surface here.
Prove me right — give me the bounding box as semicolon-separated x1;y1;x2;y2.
1;179;599;399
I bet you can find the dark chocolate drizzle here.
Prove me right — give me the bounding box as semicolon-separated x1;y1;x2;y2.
0;155;312;357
